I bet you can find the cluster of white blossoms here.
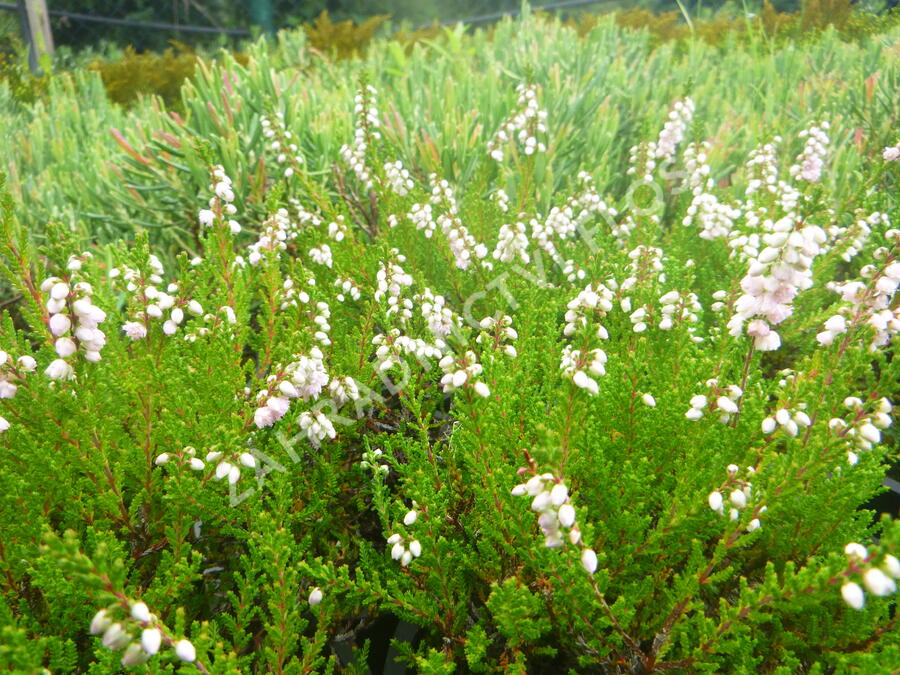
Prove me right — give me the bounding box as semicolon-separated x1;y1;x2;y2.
487;83;547;162
564;282;615;339
207;448;257;485
248;208;297;265
252;348;329;429
154;446;205;472
373;329;442;372
428;175;489;270
817;234;900;350
328;376;361;407
559;345;607;396
298;410;337;446
475;315;518;358
827;211;888;263
707;464;763;531
374;257;414;307
883;141;900;162
0;351;36;432
654;97;695;163
840;543;900;610
626;245;666;284
683;142;714;195
789;122;830;183
387;533;423;567
198;165;240;234
728;216;827;351
745;137;782;196
278;277;311;311
492;188;510;213
328;215;348;241
684;381;743;423
42;272;107;379
493;221;530;264
89;601;197;668
261;113;304;178
761;404;812;438
115;256;202;341
417;288;459;339
340;84;380;190
657;290;702;333
684;191;742;241
438;351;490;397
511;471;598;574
309;243;333;268
384;160;414;196
830;396;893;465
408;202;436;238
359;447;389;476
334;276;361;302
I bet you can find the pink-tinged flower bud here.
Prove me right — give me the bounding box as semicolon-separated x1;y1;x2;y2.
121;642;150;666
403;510;417;526
863;568;896;597
581;548;598;574
409;540;422;557
558;504;576;528
102;623;131;650
174;639;196;663
841;582;865;610
308;587;323;606
708;491;723;512
141;627;162;655
49;313;71;336
130;602;151;623
729;489;747;509
90;609;112;635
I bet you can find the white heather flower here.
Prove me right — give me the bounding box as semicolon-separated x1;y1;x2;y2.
863;568;897;597
308;587;323;606
55;338;77;358
729;489;748;509
841;582;865;610
747;519;761;532
0;417;9;433
845;542;868;560
581;548;598;574
130;602;151;623
708;491;724;513
102;623;131;650
17;355;36;372
189;458;205;471
122;322;147;340
299;411;336;445
642;393;656;407
558;504;576;528
403;510;418;526
90;609;112;635
882;143;900;162
50;282;70;300
141;628;162;655
473;381;491;398
884;555;900;579
174;639;196;663
121;643;150;667
49;313;71;336
45;359;74;380
409;540;422;557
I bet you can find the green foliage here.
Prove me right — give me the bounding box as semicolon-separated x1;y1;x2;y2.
90;44;198;109
0;7;899;673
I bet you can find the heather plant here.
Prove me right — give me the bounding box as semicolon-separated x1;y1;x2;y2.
1;54;899;671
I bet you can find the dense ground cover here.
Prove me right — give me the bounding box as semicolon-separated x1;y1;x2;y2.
0;8;899;673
